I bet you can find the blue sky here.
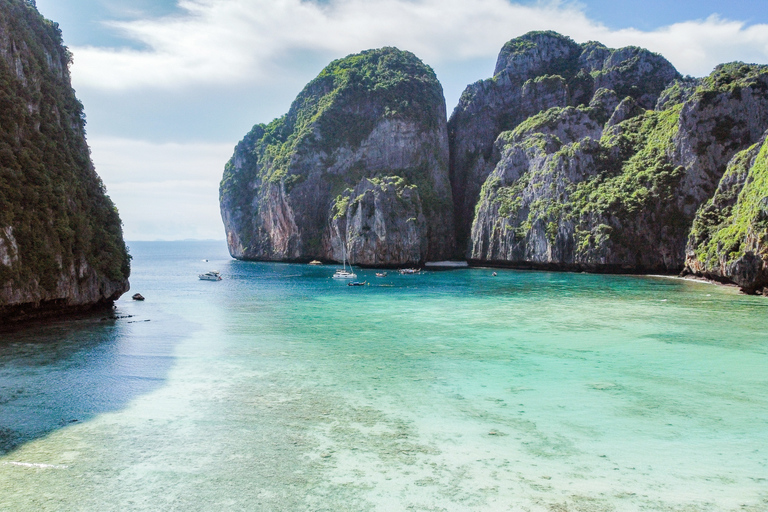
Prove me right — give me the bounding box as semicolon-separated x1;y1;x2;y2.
32;0;768;241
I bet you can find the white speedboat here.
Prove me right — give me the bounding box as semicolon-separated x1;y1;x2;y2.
199;270;222;281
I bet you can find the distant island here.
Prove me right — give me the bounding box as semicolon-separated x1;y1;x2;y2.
221;31;768;294
0;0;130;323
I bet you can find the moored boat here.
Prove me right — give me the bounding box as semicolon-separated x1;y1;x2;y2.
333;269;357;279
332;244;357;279
199;271;222;281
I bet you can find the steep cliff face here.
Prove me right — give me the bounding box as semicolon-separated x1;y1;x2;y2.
449;31;680;255
470;62;768;273
0;0;130;322
220;48;454;266
685;132;768;293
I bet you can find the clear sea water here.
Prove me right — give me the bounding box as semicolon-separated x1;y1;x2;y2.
1;240;767;511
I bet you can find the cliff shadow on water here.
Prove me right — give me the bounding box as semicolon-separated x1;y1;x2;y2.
0;309;195;456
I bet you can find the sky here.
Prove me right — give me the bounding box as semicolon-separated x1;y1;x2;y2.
32;0;768;241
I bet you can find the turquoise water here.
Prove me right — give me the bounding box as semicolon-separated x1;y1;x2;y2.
1;241;767;511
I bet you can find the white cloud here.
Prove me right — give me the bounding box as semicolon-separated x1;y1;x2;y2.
70;0;768;92
593;17;768;76
90;137;234;240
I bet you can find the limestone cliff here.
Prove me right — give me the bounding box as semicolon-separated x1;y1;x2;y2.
470;62;768;274
685;130;768;293
220;48;454;266
449;31;680;255
0;0;130;322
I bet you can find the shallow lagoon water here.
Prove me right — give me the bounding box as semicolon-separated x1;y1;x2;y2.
1;241;767;511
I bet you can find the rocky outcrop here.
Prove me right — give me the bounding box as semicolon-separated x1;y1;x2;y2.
221;32;768;286
685;131;768;293
0;0;130;322
469;62;768;273
220;47;454;266
449;31;680;255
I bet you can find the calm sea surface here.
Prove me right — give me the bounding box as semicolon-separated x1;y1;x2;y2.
1;240;767;511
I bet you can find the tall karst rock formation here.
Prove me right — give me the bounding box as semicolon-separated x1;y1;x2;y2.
220;47;454;266
449;31;681;257
221;31;768;294
0;0;130;322
451;32;768;290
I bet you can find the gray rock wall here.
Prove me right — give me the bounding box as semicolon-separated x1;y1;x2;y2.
468;63;768;275
220;48;454;266
449;31;680;256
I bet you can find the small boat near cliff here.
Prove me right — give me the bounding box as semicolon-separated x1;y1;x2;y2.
399;268;421;275
332;245;357;279
333;269;357;279
199;271;222;281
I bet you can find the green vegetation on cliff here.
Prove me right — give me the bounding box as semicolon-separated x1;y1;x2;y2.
698;62;768;98
220;46;454;263
476;100;689;265
222;47;444;189
572;106;684;219
488;104;686;236
451;31;682;256
471;54;768;275
0;0;129;291
689;138;768;270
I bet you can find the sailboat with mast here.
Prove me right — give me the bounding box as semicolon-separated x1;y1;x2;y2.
333;243;357;279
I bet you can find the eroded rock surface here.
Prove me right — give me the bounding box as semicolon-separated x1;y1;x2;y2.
220;48;454;266
449;31;680;254
469;62;768;274
685;130;768;293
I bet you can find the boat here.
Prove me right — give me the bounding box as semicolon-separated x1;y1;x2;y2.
375;272;387;277
399;268;421;275
309;260;322;265
332;244;357;279
333;269;356;279
347;281;366;286
199;270;222;281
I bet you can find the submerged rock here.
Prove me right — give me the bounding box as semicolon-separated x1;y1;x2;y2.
220;47;454;266
0;0;130;322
